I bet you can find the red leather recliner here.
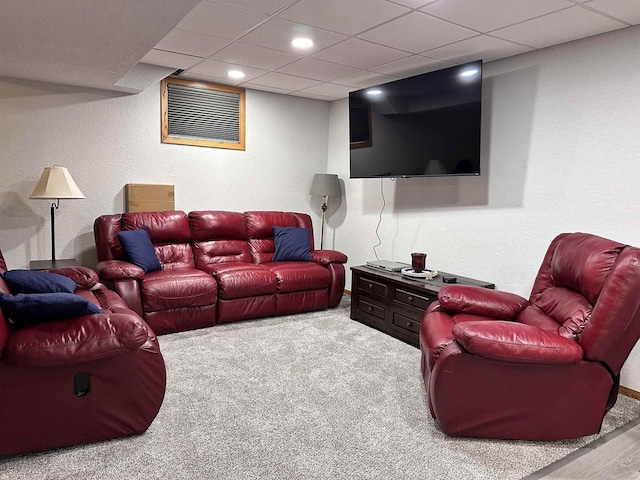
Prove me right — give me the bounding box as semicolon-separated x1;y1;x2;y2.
0;250;166;457
420;232;640;440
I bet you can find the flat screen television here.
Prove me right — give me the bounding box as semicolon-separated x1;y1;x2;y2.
349;60;482;178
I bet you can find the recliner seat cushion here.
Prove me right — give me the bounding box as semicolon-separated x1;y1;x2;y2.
141;269;217;311
264;262;330;293
207;263;277;300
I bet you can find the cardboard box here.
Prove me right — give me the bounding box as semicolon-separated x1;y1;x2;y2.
125;184;175;213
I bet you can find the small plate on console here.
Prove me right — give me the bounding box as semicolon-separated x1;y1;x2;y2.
401;267;438;280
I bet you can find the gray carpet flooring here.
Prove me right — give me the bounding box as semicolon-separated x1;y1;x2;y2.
2;296;639;480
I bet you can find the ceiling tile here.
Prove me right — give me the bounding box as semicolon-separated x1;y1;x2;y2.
211;42;302;70
278;0;410;36
294;82;356;98
176;1;267;39
155;29;230;57
277;58;362;81
389;0;439;8
312;38;409;69
180;71;244;86
241;82;294;94
140;49;202;69
211;0;295;15
420;0;574;33
239;18;348;53
370;55;451;76
357;11;477;53
422;34;534;63
332;70;399;88
585;0;640;24
491;6;627;48
188;59;268;81
247;72;322;91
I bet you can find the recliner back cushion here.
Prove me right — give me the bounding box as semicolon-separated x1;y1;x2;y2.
122;211;195;269
526;233;625;341
550;233;624;305
189;211;251;267
245;211;305;264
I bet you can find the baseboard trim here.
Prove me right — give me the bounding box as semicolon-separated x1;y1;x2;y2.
619;386;640;401
344;289;351;295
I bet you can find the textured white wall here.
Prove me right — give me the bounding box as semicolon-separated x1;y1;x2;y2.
328;26;640;390
0;80;330;268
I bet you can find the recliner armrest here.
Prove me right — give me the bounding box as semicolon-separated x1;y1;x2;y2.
96;260;145;281
452;320;583;364
311;250;348;265
3;313;150;367
48;266;100;289
438;285;529;319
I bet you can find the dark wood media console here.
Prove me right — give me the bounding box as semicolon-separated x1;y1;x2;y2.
350;265;495;347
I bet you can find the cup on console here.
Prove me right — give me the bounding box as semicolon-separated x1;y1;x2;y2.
411;252;427;273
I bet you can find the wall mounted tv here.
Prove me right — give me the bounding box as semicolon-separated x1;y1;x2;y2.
349;60;482;179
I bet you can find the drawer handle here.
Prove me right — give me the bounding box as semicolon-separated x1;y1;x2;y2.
367;306;373;312
406;321;413;328
408;296;414;302
368;283;374;290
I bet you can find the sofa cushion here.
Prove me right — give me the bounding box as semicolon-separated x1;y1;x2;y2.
207;263;277;300
117;228;161;273
3;269;77;294
0;292;102;327
272;227;312;262
141;269;217;311
264;262;330;293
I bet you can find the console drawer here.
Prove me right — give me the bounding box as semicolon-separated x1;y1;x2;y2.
358;277;387;297
392;312;421;334
358;299;386;320
395;289;433;310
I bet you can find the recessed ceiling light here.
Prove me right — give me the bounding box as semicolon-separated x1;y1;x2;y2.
228;70;245;79
291;37;314;49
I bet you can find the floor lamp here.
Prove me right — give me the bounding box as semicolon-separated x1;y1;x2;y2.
310;173;341;250
30;165;85;267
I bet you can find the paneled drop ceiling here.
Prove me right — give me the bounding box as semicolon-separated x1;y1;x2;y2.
1;0;639;99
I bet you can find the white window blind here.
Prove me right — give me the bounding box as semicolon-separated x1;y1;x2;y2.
161;78;245;150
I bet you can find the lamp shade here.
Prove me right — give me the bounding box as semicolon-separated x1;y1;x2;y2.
30;166;85;199
310;174;341;197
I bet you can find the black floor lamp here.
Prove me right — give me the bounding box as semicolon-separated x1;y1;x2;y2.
30;165;85;266
310;173;341;250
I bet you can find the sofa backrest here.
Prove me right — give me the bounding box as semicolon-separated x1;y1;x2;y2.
244;211;314;264
94;211;196;270
95;210;315;269
189;211;252;268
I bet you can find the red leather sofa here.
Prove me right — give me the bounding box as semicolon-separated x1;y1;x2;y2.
0;250;166;457
420;232;640;440
94;210;348;335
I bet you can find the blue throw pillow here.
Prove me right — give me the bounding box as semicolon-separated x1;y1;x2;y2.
0;292;102;327
272;227;312;262
117;228;162;273
3;269;77;295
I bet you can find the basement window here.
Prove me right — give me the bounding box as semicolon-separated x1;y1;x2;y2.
161;77;245;150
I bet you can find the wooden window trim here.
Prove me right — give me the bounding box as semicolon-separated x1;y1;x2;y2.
161;77;246;150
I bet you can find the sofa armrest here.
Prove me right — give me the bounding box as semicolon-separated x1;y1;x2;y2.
48;266;100;289
3;312;149;367
452;320;583;364
438;285;529;320
311;250;348;265
96;259;145;281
